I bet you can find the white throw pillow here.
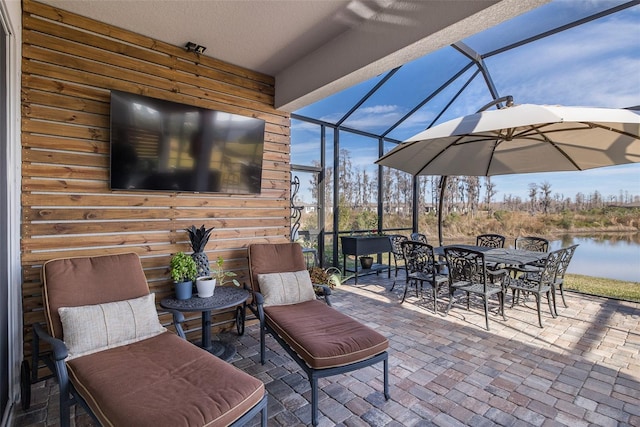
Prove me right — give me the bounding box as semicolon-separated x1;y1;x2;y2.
257;270;316;306
58;293;167;359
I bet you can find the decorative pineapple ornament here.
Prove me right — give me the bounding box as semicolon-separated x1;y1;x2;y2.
185;225;213;277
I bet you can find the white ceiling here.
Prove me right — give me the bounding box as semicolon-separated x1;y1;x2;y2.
38;0;547;112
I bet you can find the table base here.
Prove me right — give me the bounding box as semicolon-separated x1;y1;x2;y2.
195;340;237;361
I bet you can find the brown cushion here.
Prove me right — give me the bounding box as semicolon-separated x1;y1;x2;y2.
264;300;388;369
248;243;306;294
43;253;150;340
67;332;265;427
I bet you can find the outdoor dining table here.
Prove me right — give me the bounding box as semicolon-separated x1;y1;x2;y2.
434;244;549;269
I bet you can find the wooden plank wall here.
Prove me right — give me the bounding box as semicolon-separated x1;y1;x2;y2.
21;0;291;354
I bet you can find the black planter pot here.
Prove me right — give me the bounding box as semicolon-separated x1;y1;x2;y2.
359;256;374;269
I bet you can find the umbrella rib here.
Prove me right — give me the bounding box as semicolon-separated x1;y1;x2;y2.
416;135;466;176
449;133;502;145
376;139;424;162
514;122;639;140
588;122;640;140
528;125;584;171
485;139;499;176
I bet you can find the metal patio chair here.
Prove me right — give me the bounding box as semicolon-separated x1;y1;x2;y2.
476;233;507;270
508;248;563;327
389;234;409;291
476;233;506;248
444;246;508;331
515;236;549;252
553;244;579;308
410;232;428;244
400;240;449;312
510;236;550;277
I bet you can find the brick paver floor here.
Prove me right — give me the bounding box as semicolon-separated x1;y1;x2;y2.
13;273;640;426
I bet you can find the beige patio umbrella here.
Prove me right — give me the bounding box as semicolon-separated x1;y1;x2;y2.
375;102;640;244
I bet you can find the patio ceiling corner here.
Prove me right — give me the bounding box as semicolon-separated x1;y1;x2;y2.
275;0;549;112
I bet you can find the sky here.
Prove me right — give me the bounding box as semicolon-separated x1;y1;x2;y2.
291;0;640;203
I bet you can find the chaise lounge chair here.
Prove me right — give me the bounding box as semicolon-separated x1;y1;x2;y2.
247;242;390;426
27;252;267;427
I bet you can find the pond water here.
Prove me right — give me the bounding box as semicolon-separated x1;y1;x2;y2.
548;234;640;283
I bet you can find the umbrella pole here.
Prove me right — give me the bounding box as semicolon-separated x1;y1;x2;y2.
438;176;447;247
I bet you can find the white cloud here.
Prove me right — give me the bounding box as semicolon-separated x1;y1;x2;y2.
489;14;640;108
341;106;405;130
359;104;399;114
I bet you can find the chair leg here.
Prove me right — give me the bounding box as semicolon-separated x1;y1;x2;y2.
510;289;516;308
535;294;543;328
560;283;568;307
260;325;266;365
261;402;268;427
311;376;319;426
390;260;399;290
383;354;390;400
500;291;506;321
432;286;438;314
59;381;71;427
59;399;70;427
445;288;455;315
547;291;557;318
401;279;411;303
483;296;490;331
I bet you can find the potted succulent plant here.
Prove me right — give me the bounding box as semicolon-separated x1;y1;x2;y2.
212;256;240;288
170;252;198;300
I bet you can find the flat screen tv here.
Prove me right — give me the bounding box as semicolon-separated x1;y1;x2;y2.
110;90;265;194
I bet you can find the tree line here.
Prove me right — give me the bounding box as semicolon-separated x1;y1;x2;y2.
302;149;639;220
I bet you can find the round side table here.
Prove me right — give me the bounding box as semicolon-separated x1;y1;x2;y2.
161;286;249;361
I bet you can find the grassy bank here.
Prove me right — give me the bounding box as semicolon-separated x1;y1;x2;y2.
564;274;640;302
416;207;640;240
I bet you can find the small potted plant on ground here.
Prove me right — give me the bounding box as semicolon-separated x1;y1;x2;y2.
170;252;198;300
308;266;342;296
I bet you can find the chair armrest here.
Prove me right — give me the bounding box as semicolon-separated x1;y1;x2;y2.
33;322;68;361
313;284;332;306
243;283;264;307
253;291;264;306
164;309;186;339
33;322;73;395
246;290;265;325
313;284;332;296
